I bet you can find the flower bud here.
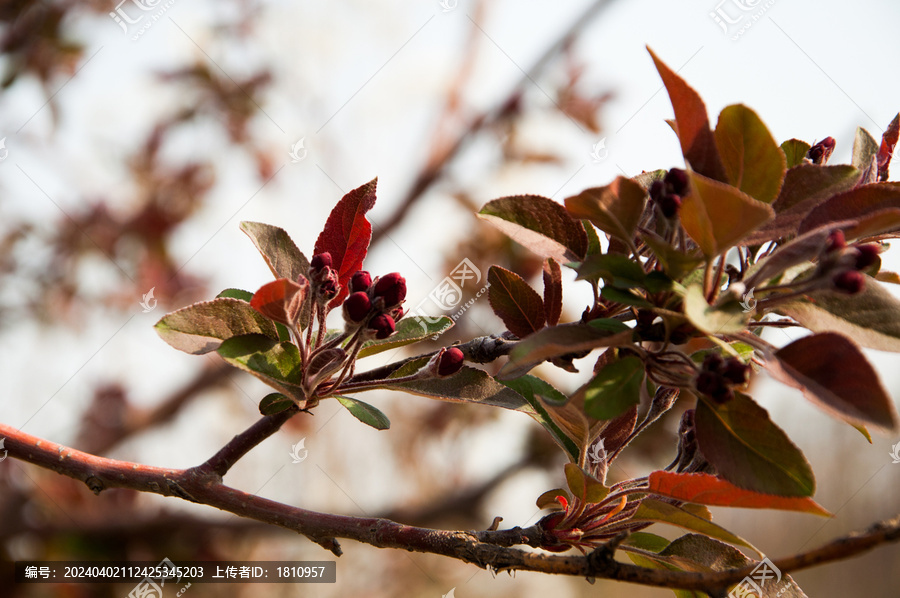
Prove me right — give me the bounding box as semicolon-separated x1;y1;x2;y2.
373;272;407;307
721;357;750;386
825;229;846;253
833;270;865;294
702;353;724;374
343;292;372;322
658;194;682;219
350;270;372;293
311;252;332;271
437;347;465;376
807;137;836;165
664;168;689;196
368;314;396;339
853;244;880;271
649;180;666;202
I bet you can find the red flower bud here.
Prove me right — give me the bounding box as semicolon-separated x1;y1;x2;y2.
649;180;666;202
373;272;407;307
721;358;750;386
311;252;332;271
853;244;880;271
658;194;681;219
343;292;372;322
368;314;396;339
664;168;689;196
833;270;865;294
437;347;465;376
350;270;372;293
389;306;404;321
825;229;846;253
702;353;724;374
807;137;836;165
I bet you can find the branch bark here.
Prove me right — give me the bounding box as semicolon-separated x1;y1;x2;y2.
3;421;899;593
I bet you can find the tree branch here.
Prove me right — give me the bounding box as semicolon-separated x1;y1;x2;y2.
3;421;899;592
370;0;618;246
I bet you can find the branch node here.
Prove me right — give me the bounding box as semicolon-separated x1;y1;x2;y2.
84;476;104;495
487;516;502;531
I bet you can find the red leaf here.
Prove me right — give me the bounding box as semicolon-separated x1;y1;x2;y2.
767;332;898;431
799;183;900;235
250;278;309;326
542;258;562;326
314;178;378;308
877;113;899;182
487;266;545;339
647;471;831;516
648;47;727;182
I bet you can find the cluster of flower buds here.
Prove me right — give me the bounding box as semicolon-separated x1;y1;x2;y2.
649;168;689;219
341;269;407;339
310;252;340;300
820;230;881;295
694;353;750;404
807;137;836;165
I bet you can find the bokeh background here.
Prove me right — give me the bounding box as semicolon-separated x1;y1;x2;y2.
2;0;900;596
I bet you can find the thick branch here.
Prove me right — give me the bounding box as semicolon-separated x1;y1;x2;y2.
3;422;899;591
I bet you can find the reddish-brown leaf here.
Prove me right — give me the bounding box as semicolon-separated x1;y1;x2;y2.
250;277;309;326
314;178;378;308
564;176;647;245
799;183;900;235
647;471;831;516
487;266;545;339
877;114;900;182
648;47;727;182
542;258;562;326
766;332;898;431
478;195;588;262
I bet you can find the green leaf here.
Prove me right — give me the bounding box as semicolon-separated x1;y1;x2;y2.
240;221;309;282
358;316;454;358
217;334;305;398
564;176;647;245
640;231;704;280
478;195;588;263
715;104;786;203
259;393;294;415
500;375;580;461
632;499;759;556
335;395;390;430
564;462;608;504
216;288;254;301
681;171;774;257
780;138;811;169
600;285;653;308
498;320;633;379
773;164;861;214
695;392;816;497
648;47;727;182
683;284;748;335
765;332;898;431
155;298;278;355
375;357;530;411
581;355;644;420
851;126;879;179
487;266;546;338
536;488;568;510
216;289;294;340
778;279;900;352
575;254;646;288
621;532;671;554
